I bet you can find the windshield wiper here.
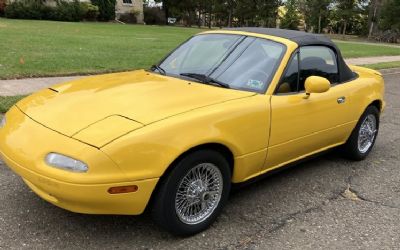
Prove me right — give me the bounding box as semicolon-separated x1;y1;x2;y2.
151;64;166;75
180;73;230;89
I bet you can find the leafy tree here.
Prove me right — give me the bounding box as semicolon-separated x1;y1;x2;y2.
380;0;400;30
332;0;368;35
226;0;238;27
90;0;116;21
144;0;400;40
153;0;281;28
301;0;331;33
281;0;300;30
257;0;282;27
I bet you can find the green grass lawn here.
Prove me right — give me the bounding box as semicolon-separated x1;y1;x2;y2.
335;42;400;58
0;95;26;113
1;18;400;79
0;18;200;79
362;61;400;70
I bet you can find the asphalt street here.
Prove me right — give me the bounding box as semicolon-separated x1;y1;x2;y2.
0;72;399;249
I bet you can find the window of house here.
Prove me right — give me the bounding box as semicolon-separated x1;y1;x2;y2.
123;0;133;4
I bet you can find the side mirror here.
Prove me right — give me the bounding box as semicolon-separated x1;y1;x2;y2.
304;76;330;99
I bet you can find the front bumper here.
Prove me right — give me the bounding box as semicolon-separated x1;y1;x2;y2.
0;107;158;215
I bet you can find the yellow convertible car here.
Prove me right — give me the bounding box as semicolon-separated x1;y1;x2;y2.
0;28;384;236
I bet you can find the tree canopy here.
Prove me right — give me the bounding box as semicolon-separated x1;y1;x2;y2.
145;0;400;42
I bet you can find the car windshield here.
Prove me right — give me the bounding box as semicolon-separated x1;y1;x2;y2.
157;34;286;93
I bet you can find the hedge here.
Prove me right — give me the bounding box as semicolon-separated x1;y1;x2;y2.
4;0;99;21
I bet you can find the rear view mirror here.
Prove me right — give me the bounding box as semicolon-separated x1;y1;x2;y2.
304;76;330;98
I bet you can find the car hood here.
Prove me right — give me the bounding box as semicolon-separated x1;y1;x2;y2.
17;70;254;139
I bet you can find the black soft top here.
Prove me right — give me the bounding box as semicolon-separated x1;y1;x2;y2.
226;28;355;82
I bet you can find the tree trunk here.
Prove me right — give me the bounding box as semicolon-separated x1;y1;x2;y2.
318;14;322;34
208;6;212;29
368;21;375;39
228;9;232;27
342;21;347;36
164;0;169;25
187;11;192;27
368;0;377;38
197;10;201;28
368;0;385;39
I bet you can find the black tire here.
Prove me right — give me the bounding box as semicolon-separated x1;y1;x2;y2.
343;105;380;161
151;149;231;236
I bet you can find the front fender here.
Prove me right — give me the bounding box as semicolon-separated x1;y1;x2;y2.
101;95;271;182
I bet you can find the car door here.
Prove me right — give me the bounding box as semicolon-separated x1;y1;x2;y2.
263;46;356;170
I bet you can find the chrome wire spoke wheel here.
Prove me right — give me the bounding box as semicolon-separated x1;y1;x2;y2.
358;114;377;154
175;163;223;225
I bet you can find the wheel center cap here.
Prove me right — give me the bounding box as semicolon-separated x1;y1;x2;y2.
202;192;210;201
190;180;206;198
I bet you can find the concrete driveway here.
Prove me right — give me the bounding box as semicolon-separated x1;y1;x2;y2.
0;72;399;249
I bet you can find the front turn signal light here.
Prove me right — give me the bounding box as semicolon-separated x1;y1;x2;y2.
108;185;138;194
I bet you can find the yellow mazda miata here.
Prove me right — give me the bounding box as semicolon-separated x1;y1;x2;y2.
0;28;385;236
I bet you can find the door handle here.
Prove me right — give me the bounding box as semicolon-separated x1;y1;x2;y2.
337;96;346;104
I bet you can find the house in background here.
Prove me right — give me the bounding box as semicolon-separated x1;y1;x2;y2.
22;0;144;23
116;0;144;23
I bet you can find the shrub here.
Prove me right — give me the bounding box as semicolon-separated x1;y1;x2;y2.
4;0;92;21
144;7;165;25
118;10;139;24
53;0;85;22
5;0;46;19
91;0;116;21
81;2;99;21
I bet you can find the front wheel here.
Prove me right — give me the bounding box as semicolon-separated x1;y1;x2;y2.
151;150;231;236
343;106;380;160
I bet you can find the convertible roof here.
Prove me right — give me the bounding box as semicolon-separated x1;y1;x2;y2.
227;28;334;46
226;28;356;83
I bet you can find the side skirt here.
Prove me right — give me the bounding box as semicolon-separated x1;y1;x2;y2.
231;146;341;190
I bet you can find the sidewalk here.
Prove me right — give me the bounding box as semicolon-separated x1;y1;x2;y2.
345;55;400;65
332;39;400;48
1;55;400;96
0;76;82;96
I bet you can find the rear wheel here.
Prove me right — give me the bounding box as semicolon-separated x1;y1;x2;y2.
343;106;380;160
151;150;231;236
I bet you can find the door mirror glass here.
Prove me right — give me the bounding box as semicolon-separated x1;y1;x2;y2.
305;76;330;95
